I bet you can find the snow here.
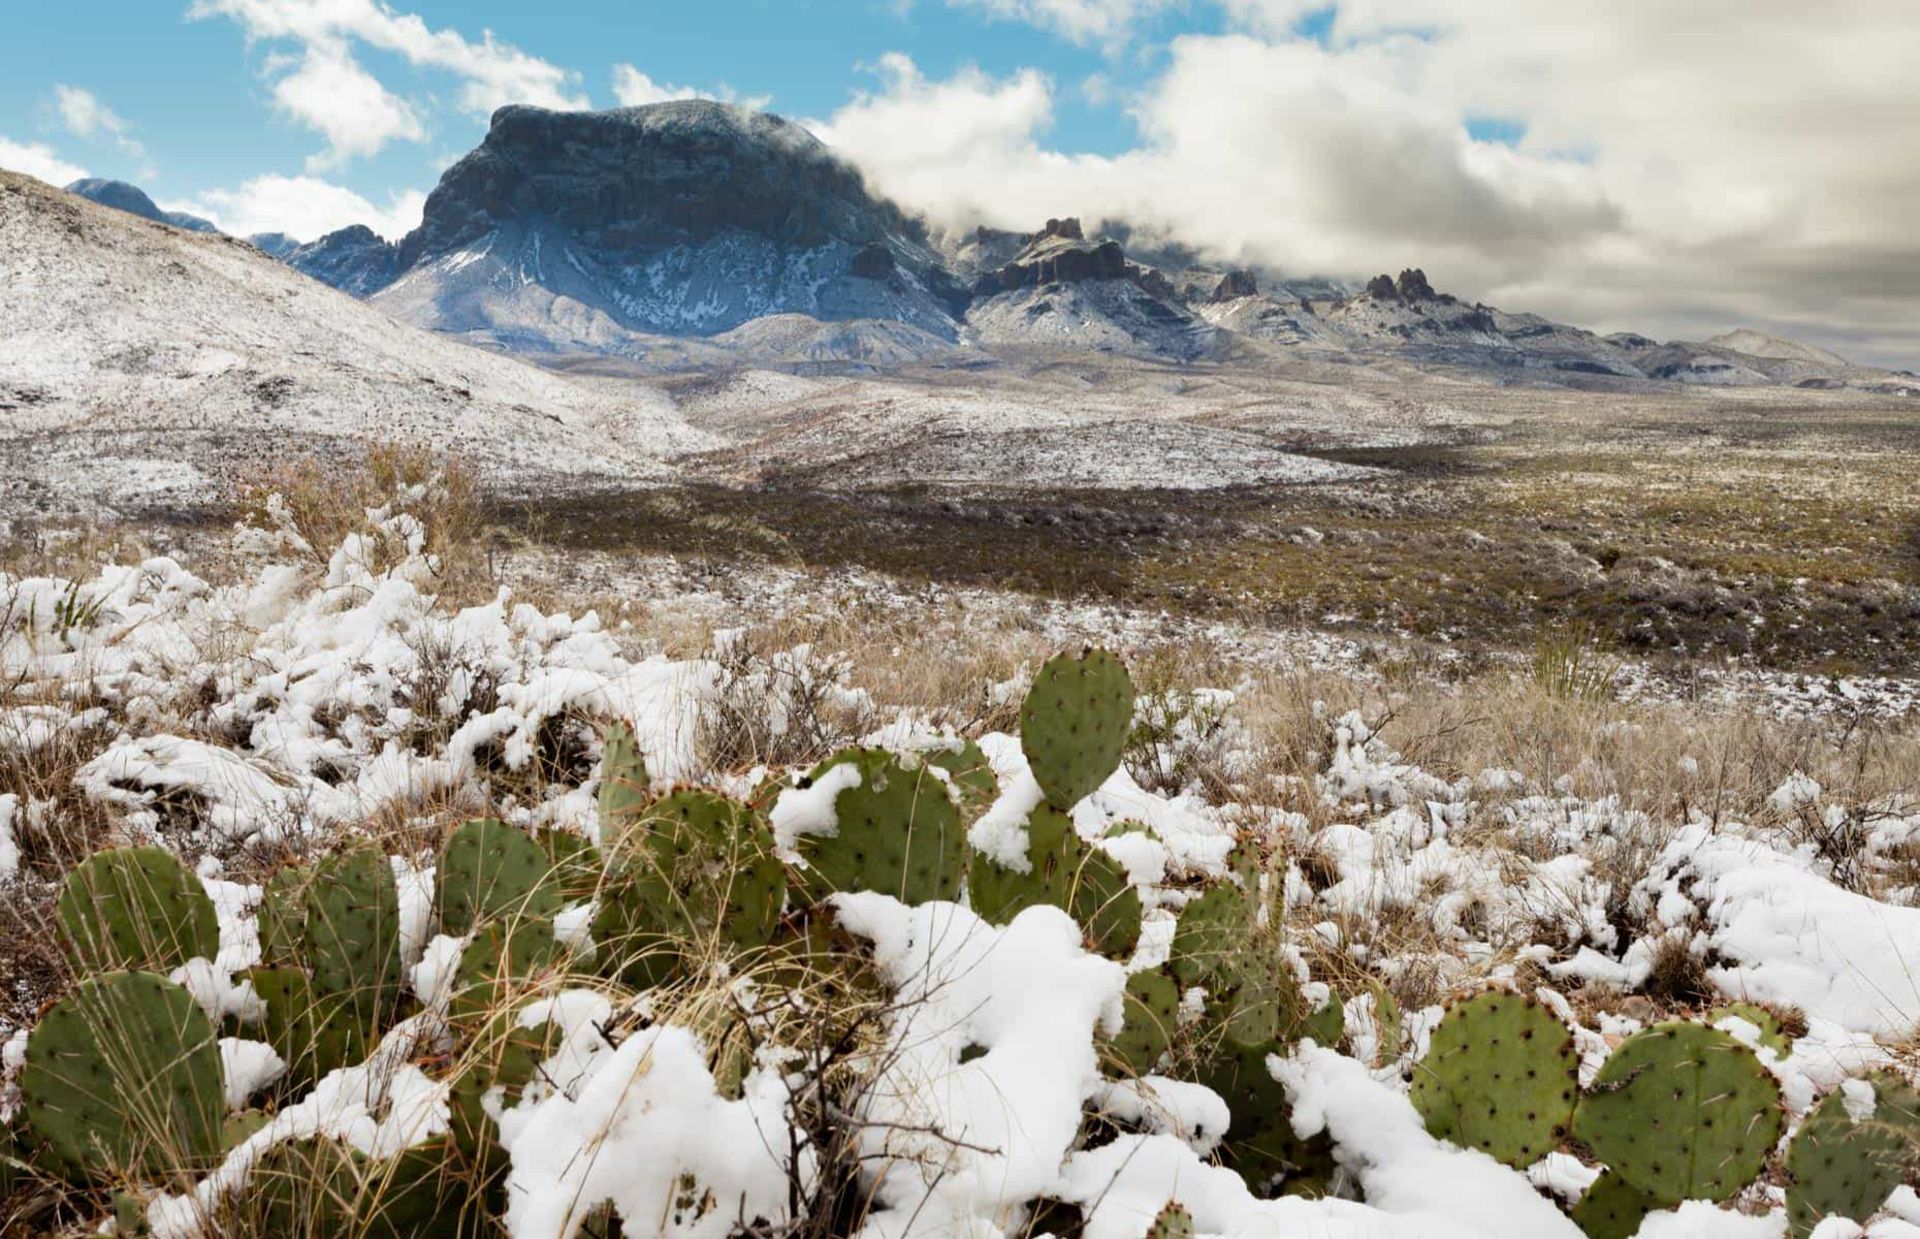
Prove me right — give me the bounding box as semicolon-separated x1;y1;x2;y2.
1272;1044;1584;1237
1644;827;1920;1037
831;894;1126;1239
495;998;801;1239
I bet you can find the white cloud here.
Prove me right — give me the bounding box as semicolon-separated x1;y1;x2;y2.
946;0;1175;46
812;54;1066;227
611;65;704;107
819;1;1920;371
189;0;587;115
610;65;772;111
0;136;89;187
52;86;146;159
270;41;427;168
178;174;426;242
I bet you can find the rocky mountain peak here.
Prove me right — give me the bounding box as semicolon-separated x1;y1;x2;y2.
398;101;934;270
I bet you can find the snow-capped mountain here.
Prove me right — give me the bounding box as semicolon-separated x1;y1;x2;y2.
362;102;968;357
0;169;706;518
45;106;1917;390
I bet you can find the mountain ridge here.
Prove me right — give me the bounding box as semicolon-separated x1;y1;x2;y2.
40;111;1919;390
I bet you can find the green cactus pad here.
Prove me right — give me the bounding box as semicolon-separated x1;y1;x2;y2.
594;790;786;987
1169;879;1251;987
1212;951;1304;1050
794;748;964;905
969;805;1141;957
1300;990;1345;1049
302;845;405;1022
924;739;998;820
1572;1021;1783;1204
1410;990;1578;1169
1786;1073;1920;1237
1110;969;1181;1076
1196;1039;1338;1193
1570;1168;1661;1239
54;846;220;975
449;920;566;1025
20;971;224;1178
1707;1002;1793;1058
256;865;312;967
246;966;372;1086
1020;648;1134;808
538;829;607;901
1147;1202;1195;1239
597;720;650;847
247;1136;461;1238
438;818;564;937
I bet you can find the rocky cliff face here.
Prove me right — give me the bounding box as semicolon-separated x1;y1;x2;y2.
285;226;403;298
365;102;967;350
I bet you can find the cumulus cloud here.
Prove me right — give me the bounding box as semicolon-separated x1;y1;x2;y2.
821;42;1614;272
610;65;771;111
177;174;426;242
189;0;587;114
0;137;88;187
189;0;587;166
271;42;427;168
818;0;1920;370
52;86;146;159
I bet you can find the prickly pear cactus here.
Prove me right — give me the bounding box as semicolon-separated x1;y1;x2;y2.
1410;990;1578;1169
1147;1202;1195;1239
1212;951;1303;1050
1110;969;1181;1076
1786;1073;1920;1237
20;971;224;1177
54;846;220;974
1570;1168;1661;1239
449;919;567;1025
303;845;404;1020
245;966;371;1087
438;817;564;937
1169;871;1253;987
245;1135;461;1238
256;865;311;967
597;720;650;846
793;748;964;905
1020;649;1133;808
1195;1039;1337;1194
968;805;1141;958
594;789;787;987
1572;1021;1783;1205
1707;1001;1793;1058
924;738;998;821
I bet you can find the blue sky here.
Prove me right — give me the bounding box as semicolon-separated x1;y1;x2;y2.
0;2;1222;216
4;2;1917;368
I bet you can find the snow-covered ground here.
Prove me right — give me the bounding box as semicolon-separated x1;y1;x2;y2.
2;490;1916;1238
0;171;709;519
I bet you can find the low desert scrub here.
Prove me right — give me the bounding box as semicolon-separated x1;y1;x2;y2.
233;441;489;604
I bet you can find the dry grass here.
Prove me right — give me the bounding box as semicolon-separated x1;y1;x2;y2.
6;448;1920;1234
233;440;491;605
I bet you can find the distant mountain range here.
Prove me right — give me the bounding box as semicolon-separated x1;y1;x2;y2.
57;103;1920;391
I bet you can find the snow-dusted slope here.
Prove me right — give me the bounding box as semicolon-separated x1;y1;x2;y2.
0;171;708;518
966;281;1227;362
